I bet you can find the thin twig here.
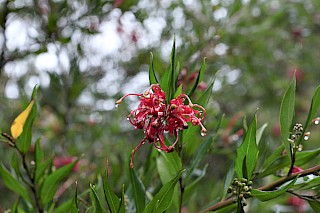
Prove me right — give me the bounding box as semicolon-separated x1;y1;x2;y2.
198;164;320;213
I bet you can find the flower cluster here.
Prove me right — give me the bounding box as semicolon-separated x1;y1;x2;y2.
116;84;207;168
227;178;253;206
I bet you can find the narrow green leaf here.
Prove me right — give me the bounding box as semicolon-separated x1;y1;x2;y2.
251;176;299;201
222;163;234;200
184;164;208;201
156;149;181;212
260;145;285;170
31;85;38;100
160;38;176;100
185;134;214;183
258;148;320;177
103;170;120;213
117;185;125;213
34;138;43;164
188;58;206;97
11;153;21;178
35;156;53;183
129;168;145;213
170;37;176;100
256;123;268;145
292;176;320;190
156;150;182;183
70;183;80;213
143;169;185;213
90;184;106;213
174;84;183;98
308;200;320;212
299;85;320;144
0;164;31;202
15;101;37;153
149;52;158;85
280;76;296;161
197;75;216;107
235;114;259;179
40;160;78;206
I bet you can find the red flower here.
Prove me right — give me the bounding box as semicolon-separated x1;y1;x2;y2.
292;166;303;174
116;84;207;168
288;196;305;213
53;156;80;172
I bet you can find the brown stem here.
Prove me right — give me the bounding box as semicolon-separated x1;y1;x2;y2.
198;164;320;213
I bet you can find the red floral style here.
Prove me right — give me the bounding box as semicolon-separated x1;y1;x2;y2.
116;84;207;168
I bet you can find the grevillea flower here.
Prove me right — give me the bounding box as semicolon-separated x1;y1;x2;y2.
116;84;207;168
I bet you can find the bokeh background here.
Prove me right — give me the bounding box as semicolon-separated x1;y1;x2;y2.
0;0;319;212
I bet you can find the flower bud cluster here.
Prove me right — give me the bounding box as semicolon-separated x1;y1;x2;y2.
288;123;311;152
227;178;253;206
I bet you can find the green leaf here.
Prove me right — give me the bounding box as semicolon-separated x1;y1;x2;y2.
118;185;125;213
103;170;120;213
156;149;182;212
235;114;259;180
160;38;176;100
197;76;215;107
260;145;285;171
40;159;78;206
188;58;206;97
184;164;208;201
70;183;80;213
258;148;320;177
31;85;38;100
292;176;320;190
0;164;31;202
129;168;145;213
90;184;106;213
222;163;234;200
299;85;320;144
34;138;43;164
308;200;320;212
11;153;21;178
35;156;53;183
15;100;37;153
280;76;296;161
174;84;183;98
149;52;158;85
256;123;268;145
185;134;214;183
251;176;299;201
143;169;185;213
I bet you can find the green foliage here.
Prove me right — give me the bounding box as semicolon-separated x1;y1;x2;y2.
143;169;185;213
103;170;121;213
280;76;296;160
149;52;158;85
129;168;146;213
235;114;259;180
0;164;31;202
90;184;106;213
251;176;299;201
40;159;79;206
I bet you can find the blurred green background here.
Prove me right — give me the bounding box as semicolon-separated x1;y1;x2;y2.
0;0;319;212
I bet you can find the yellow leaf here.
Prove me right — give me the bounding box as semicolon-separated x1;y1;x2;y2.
10;100;35;139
